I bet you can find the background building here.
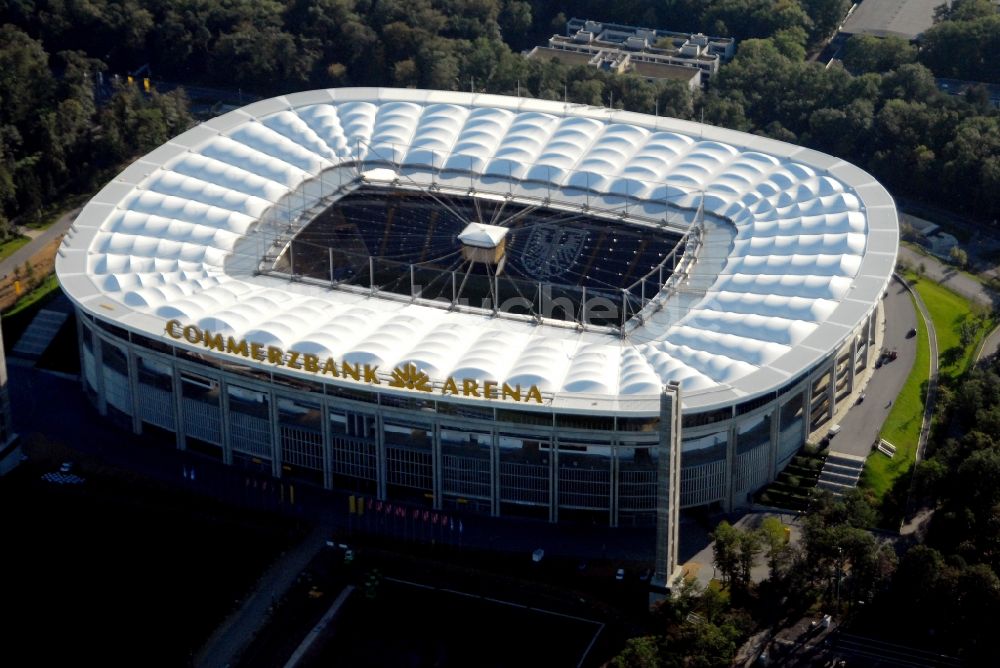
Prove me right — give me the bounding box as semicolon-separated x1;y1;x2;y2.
526;17;735;90
56;88;897;526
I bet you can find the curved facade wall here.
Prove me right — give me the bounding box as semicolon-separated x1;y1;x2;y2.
77;300;876;524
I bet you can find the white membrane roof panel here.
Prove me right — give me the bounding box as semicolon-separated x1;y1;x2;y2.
56;88;898;414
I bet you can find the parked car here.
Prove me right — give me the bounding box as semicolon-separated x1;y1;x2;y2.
615;568;625;581
59;461;74;473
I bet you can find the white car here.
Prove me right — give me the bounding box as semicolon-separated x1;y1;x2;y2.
59;462;74;473
616;568;625;581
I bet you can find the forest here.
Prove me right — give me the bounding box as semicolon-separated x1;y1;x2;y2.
1;0;999;238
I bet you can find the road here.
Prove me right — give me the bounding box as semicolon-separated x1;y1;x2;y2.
828;276;918;459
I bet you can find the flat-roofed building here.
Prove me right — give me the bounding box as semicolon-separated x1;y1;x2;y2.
525;18;732;88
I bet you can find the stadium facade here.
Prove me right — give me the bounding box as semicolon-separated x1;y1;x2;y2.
56;88;897;526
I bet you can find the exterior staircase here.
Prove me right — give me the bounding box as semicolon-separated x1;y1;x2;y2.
816;452;866;496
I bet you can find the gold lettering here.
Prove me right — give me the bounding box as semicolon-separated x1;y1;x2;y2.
267;346;284;365
164;320;549;404
226;337;249;357
321;357;339;376
203;331;224;352
165;319;183;339
303;353;319;373
182;324;202;344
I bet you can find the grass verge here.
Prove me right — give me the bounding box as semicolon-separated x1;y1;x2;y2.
862;275;992;510
0;234;31;262
906;272;992;378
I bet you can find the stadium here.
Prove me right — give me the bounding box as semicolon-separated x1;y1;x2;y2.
55;88;897;526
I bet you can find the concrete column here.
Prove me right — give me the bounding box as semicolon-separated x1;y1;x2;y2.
490;428;500;517
723;423;737;512
218;378;233;465
431;422;442;510
269;389;282;478
867;308;877;365
802;381;813;443
827;365;836;421
93;331;107;417
321;401;333;490
768;407;780;478
126;349;142;435
549;434;559;523
172;364;186;451
653;382;682;593
610;445;619;528
75;311;87;394
0;313;12;447
848;337;859;393
375;414;387;500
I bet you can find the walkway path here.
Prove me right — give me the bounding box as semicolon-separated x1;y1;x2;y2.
194;520;335;668
282;585;355;668
896;275;938;465
977;323;1000;362
897;275;940;537
0;208;79;279
898;245;994;308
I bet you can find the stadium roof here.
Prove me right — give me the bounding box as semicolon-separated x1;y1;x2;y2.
56;88;898;414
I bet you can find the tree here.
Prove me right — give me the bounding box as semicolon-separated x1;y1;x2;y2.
842;35;917;74
712;520;741;587
949;246;969;269
498;0;533;49
920;13;1000;83
609;636;660;668
801;0;851;42
759;516;792;578
736;528;763;589
0;25;55;129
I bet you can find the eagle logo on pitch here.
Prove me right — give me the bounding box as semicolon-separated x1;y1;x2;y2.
518;223;588;280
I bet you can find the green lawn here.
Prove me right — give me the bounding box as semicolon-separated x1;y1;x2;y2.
0;234;31;261
861;275;993;504
860;291;930;500
907;271;992;378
